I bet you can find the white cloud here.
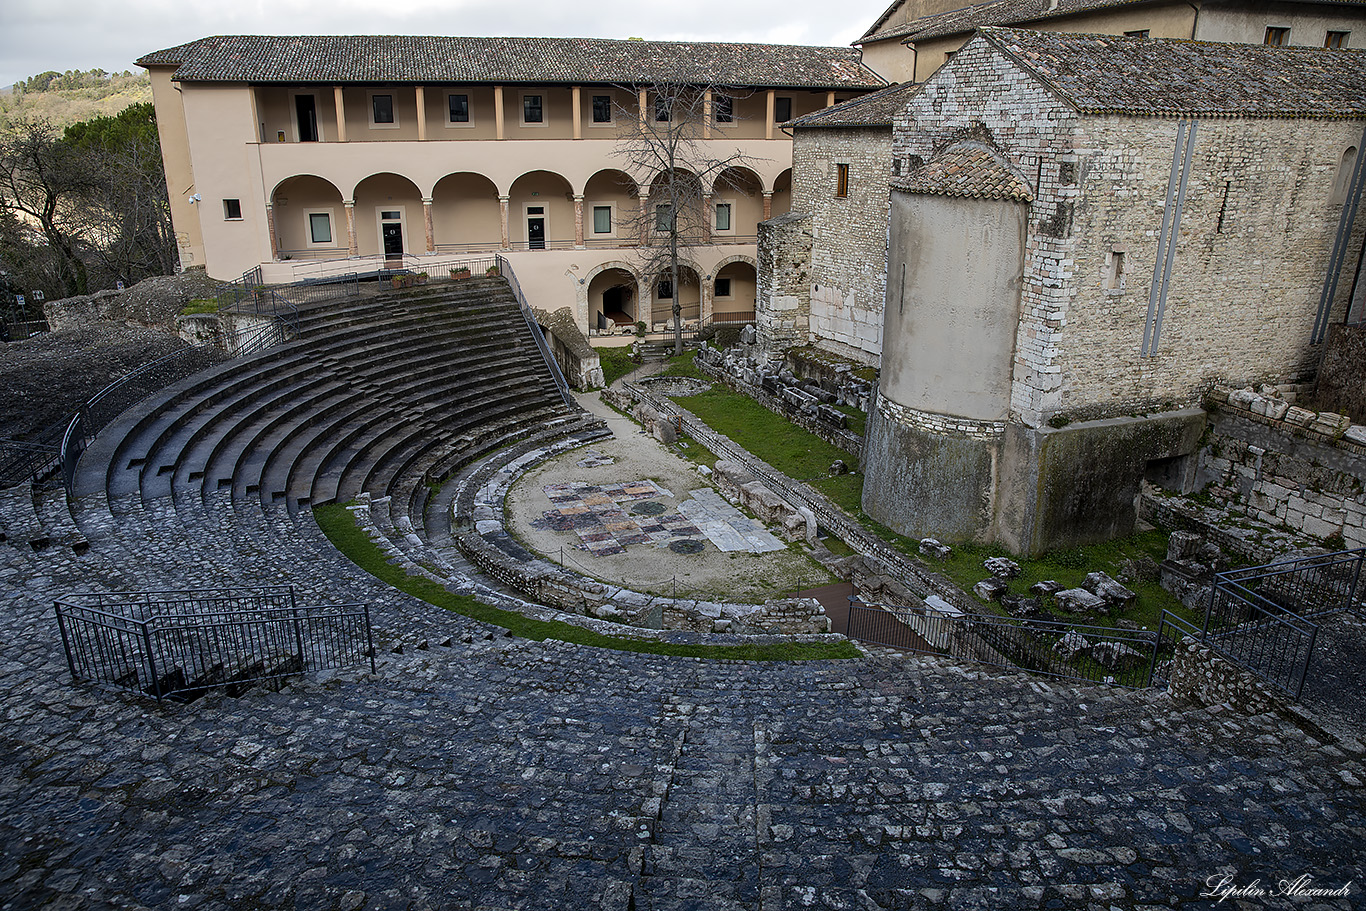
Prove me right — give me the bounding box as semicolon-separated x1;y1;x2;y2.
0;0;887;88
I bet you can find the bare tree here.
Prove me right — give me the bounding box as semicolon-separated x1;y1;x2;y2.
613;83;759;355
0;118;94;298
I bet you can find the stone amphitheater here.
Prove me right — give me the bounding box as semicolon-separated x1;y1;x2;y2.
1;277;1362;910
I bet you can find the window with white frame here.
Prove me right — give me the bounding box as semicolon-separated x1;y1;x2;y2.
714;277;732;298
448;93;470;123
592;205;613;234
223;198;243;220
713;202;732;232
655;204;673;232
522;94;544;124
657;279;673;299
369;92;397;128
592;95;612;123
307;211;334;245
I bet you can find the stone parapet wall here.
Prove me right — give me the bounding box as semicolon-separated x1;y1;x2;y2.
1197;389;1366;547
1315;322;1366;425
1167;637;1285;717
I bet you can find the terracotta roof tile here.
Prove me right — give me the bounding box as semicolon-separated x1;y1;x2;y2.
137;35;885;89
892;144;1034;201
788;81;923;128
980;28;1366;118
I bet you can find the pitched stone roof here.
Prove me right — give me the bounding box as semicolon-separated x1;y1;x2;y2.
892;144;1035;201
861;0;1366;45
137;36;885;89
788;81;923;128
980;27;1366;118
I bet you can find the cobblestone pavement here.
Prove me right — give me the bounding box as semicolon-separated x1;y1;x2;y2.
1;487;1363;910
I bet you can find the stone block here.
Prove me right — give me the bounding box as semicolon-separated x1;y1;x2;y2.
919;538;952;560
983;556;1021;579
1082;571;1136;610
1054;588;1108;614
973;578;1010;602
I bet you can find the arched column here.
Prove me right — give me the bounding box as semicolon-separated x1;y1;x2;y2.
573;195;585;247
763;192;773;221
702;194;713;243
344;200;358;256
422;197;435;252
638;193;649;245
701;269;713;324
499;196;510;250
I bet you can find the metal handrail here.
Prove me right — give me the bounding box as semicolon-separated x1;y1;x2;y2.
495;254;575;408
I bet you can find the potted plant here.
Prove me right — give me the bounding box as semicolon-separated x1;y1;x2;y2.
391;275;405;289
485;265;500;277
417;271;429;285
450;266;471;280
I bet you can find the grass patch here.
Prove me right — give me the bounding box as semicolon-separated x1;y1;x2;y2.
660;351;707;380
180;298;218;316
313;503;858;661
834;404;866;437
595;346;638;387
930;529;1198;631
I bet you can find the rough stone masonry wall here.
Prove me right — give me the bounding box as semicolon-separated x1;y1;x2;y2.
791;126;893;367
1056;115;1366;420
1167;637;1285;717
894;38;1079;429
1196;389;1366;546
755;211;813;355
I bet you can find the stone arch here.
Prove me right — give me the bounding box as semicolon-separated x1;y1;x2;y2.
1331;146;1359;207
508;170;575;249
583;261;643;332
647;258;704;326
712;257;758;321
270;174;346;259
711;166;764;239
583;170;640;245
770;168;793;219
353;172;424;258
431;171;501;253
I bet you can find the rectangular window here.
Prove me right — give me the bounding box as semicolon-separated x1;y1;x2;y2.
309;212;333;244
1123;29;1150;38
655;204;673;232
592;95;612;123
1326;30;1349;49
774;96;792;123
654;96;671;122
836;163;849;198
714;95;733;123
715;278;732;298
714;203;732;231
449;94;469;123
1265;26;1290;46
657;280;673;299
372;94;394;124
381;210;401;221
523;95;543;123
222;198;242;220
1105;251;1125;290
592;205;612;234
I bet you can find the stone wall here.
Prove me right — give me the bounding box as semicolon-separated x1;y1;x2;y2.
694;341;867;460
1196;388;1366;547
1056;114;1364;420
535;306;604;390
755;212;813;355
1314;322;1366;424
791;126;894;366
1167;637;1285;716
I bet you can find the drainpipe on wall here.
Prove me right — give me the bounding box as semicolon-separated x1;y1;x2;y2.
1188;1;1202;39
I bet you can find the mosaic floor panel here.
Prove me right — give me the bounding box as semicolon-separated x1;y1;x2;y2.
533;480;787;557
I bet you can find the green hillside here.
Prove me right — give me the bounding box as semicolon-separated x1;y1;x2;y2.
1;69;152;129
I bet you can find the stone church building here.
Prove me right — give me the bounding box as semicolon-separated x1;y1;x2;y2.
760;29;1366;554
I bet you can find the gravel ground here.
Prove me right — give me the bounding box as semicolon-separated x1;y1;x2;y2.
505;390;835;602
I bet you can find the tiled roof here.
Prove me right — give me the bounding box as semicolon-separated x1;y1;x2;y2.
980;27;1366;118
892;144;1034;201
788;81;922;128
136;36;885;89
860;0;1144;44
860;0;1366;45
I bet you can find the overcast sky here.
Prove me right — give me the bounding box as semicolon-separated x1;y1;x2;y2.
1;0;890;89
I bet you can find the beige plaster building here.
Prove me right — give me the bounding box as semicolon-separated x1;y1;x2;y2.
857;0;1366;83
137;36;883;332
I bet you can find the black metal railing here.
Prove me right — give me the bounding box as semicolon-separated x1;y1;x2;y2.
2;318;49;341
55;586;375;703
1159;547;1366;699
0;436;62;488
847;597;1160;688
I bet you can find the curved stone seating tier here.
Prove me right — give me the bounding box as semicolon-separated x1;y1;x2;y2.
73;277;576;526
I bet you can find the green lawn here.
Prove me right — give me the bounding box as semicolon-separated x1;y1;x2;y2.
595;347;637;387
313;503;858;661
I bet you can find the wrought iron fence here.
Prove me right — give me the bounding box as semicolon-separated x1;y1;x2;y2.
55;586;375;703
847;597;1160;688
0;436;61;488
